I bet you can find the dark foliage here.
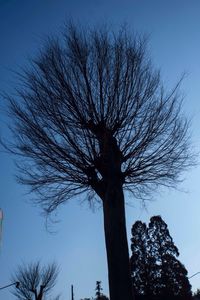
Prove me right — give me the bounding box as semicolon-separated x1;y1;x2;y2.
11;261;59;300
130;220;158;296
130;216;192;300
5;23;194;300
80;281;109;300
97;296;109;300
130;221;152;295
95;281;103;299
95;281;109;300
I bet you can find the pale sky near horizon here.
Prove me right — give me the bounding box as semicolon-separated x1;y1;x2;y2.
1;1;200;299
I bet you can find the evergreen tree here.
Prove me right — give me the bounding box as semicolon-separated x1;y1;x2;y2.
148;216;191;299
130;216;192;300
80;281;109;300
148;215;180;296
130;221;151;296
95;281;102;299
95;281;109;300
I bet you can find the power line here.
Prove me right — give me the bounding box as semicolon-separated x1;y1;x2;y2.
189;272;200;279
0;282;20;291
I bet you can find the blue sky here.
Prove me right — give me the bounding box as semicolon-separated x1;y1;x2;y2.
1;1;200;299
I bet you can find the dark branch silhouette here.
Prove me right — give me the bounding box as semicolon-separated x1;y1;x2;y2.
6;23;194;300
11;261;59;300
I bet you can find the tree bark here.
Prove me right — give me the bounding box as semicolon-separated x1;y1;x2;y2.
102;183;134;300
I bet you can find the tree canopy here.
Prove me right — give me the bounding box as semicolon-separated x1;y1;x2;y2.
130;216;192;300
6;24;193;211
11;261;59;300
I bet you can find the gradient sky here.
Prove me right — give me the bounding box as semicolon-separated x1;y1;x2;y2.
1;1;200;299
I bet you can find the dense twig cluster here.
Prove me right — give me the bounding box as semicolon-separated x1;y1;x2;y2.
11;261;59;300
6;24;193;212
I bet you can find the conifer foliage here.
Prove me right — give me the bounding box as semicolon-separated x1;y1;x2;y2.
130;221;150;296
130;216;192;300
95;281;109;300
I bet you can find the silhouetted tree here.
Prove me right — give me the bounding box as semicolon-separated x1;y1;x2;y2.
80;281;109;300
130;216;192;300
95;281;102;299
11;261;59;300
130;221;158;298
95;281;109;300
6;23;194;300
148;215;179;296
148;216;191;298
130;221;151;296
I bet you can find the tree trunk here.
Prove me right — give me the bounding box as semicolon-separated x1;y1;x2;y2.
102;183;134;300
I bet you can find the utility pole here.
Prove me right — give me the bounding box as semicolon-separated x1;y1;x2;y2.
71;284;74;300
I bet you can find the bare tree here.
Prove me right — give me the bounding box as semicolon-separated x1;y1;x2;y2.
6;24;193;300
11;261;59;300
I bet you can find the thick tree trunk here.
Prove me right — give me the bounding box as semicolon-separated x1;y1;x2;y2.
102;183;134;300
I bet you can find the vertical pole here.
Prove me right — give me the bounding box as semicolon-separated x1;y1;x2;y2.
71;284;74;300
